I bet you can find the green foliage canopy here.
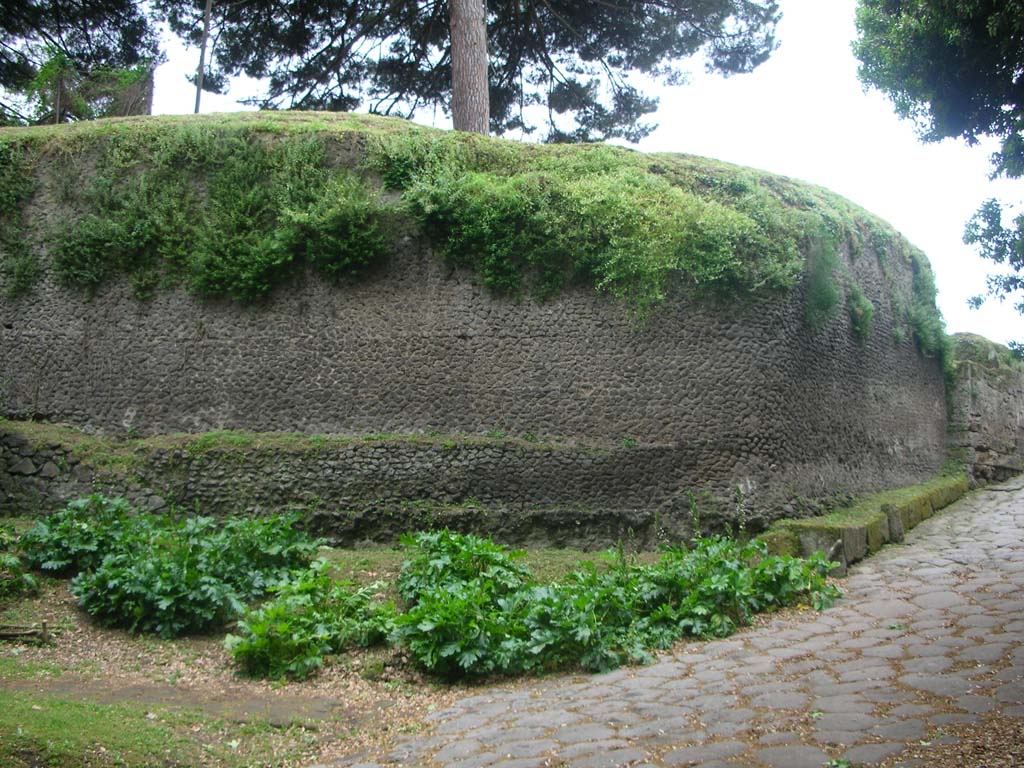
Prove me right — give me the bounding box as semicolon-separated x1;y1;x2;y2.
157;0;781;142
854;0;1024;339
0;0;157;124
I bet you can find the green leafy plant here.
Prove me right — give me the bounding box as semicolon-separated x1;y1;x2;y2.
50;130;389;302
0;525;39;600
396;529;531;605
70;512;319;637
20;496;320;638
19;494;135;575
391;529;840;680
226;559;395;680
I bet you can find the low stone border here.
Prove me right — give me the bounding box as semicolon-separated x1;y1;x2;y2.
762;472;971;574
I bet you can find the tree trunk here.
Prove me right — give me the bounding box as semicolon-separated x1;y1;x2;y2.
195;0;214;114
449;0;489;134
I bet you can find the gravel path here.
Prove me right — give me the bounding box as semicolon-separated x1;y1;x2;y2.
321;480;1024;768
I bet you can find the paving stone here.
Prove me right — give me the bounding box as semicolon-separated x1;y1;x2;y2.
899;673;975;697
480;727;550;746
567;747;648;767
958;643;1010;663
956;694;996;714
808;730;867;746
749;691;810;710
661;741;747;765
995;681;1024;704
432;739;486;762
812;712;881;732
491;758;551;768
752;744;832;767
889;703;934;717
901;656;954;674
871;719;927;741
857;599;916;619
553;724;620;743
811;695;875;713
757;732;801;745
911;591;966;609
493;739;560;758
841;741;908;763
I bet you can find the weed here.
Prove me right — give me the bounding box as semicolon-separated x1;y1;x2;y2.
804;224;842;330
847;283;875;342
226;559;395;680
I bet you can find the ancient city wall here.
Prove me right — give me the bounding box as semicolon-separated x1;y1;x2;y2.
0;244;949;543
949;334;1024;483
0;114;956;544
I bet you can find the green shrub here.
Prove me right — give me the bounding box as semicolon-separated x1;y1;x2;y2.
69;512;319;637
72;516;248;637
50;131;388;302
405;164;800;314
396;529;532;605
0;525;39;601
20;495;135;575
276;175;388;282
20;496;320;637
391;530;840;680
226;559;395;680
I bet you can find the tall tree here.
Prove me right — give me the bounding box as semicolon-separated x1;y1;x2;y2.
157;0;781;141
448;0;489;133
1;0;158;124
853;0;1024;331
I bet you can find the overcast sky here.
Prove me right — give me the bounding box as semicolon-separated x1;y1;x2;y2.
152;0;1020;346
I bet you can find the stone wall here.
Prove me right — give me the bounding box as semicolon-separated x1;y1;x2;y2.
949;334;1024;483
0;224;951;543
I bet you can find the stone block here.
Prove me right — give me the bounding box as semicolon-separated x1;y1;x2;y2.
8;457;37;475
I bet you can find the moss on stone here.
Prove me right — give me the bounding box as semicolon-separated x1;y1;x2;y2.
767;471;969;562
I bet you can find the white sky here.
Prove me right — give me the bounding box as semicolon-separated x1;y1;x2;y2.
152;0;1020;345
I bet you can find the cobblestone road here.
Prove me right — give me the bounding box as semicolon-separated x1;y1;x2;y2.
324;481;1024;768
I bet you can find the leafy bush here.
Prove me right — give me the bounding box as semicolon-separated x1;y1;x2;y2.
70;513;319;638
50;130;389;302
391;530;840;680
0;525;39;600
396;529;532;605
72;516;249;637
20;495;135;575
226;559;396;680
20;496;320;637
404;165;798;314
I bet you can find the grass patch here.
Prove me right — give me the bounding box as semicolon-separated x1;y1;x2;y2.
319;546;662;590
0;691;202;768
0;656;65;680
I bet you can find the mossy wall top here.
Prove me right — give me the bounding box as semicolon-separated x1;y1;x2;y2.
0;113;948;510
